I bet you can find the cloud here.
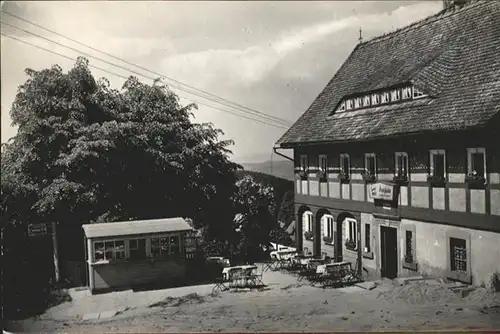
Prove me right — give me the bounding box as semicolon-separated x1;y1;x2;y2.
158;1;441;87
1;1;443;160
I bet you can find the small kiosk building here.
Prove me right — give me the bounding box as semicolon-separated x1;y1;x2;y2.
82;217;196;293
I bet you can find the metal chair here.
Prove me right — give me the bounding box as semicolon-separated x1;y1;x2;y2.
212;275;229;293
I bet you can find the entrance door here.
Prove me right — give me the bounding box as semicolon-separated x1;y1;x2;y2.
380;226;398;279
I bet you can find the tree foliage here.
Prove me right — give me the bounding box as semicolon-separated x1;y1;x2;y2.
230;175;276;263
1;57;245;318
1;57;240;234
277;190;294;227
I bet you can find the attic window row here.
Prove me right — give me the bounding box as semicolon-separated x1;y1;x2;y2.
336;86;427;112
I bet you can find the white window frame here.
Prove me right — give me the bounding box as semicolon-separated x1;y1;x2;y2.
466;147;487;179
303;212;313;232
337;101;346;112
363;95;371;107
322;215;334;239
300;155;308;171
402;86;413;100
413;87;427;99
354;97;362;109
93;239;126;263
364;153;377;176
340;153;350;177
391;89;401;102
365;223;371;252
346;99;354;110
449;237;467;274
319;154;328;172
150;234;182;259
371;93;380;105
429;149;447;178
345;218;358;249
405;230;413;260
395;152;409;176
381;92;390;104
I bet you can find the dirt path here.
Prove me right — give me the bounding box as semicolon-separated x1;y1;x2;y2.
7;273;500;332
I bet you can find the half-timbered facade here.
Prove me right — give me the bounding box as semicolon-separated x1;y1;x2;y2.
275;1;500;287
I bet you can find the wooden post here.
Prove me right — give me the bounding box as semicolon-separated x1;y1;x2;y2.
357;227;362;276
52;221;60;283
87;238;94;291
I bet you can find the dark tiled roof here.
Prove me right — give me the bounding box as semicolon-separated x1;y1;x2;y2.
277;1;500;147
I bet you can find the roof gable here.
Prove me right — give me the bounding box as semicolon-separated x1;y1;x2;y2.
277;1;500;147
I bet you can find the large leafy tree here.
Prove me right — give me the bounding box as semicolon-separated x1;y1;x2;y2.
231;175;276;263
1;57;240;244
1;57;243;318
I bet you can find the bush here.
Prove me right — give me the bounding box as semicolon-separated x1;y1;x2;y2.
490;271;500;292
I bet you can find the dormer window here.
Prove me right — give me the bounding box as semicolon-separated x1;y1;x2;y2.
346;99;354;110
335;85;427;114
363;95;371;107
354;97;362;109
391;89;401;102
381;92;390;104
413;87;427;99
402;87;412;100
337;101;346;112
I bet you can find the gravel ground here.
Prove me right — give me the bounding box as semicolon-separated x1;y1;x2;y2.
7;269;500;332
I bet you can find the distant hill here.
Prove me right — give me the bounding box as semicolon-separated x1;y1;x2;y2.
240;160;294;181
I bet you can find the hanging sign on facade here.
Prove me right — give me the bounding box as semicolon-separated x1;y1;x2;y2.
369;182;394;201
28;223;48;236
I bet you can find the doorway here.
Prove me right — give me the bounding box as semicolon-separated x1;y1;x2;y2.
380;226;398;279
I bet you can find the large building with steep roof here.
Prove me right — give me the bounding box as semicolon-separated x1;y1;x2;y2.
275;0;500;287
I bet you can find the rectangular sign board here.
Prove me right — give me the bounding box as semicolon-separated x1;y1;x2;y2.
28;223;48;236
369;182;395;201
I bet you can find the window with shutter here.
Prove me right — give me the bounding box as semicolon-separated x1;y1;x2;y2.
364;153;376;176
381;92;390;103
395;152;408;177
300;155;308;171
340;154;350;178
365;224;371;252
429;150;446;178
467;148;486;178
319;155;328;177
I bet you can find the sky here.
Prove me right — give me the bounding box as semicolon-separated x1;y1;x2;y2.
1;1;443;163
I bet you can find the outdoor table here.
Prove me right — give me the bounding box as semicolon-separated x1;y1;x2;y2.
301;258;327;267
222;265;258;285
276;251;297;260
300;258;313;266
314;261;359;288
316;261;350;275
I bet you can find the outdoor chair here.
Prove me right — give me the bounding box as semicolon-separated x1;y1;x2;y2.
296;263;320;283
262;258;279;272
282;260;301;274
229;269;247;288
249;265;265;287
212;275;229;293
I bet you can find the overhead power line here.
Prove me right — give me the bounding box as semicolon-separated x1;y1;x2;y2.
0;32;290;129
0;11;293;127
0;20;291;127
